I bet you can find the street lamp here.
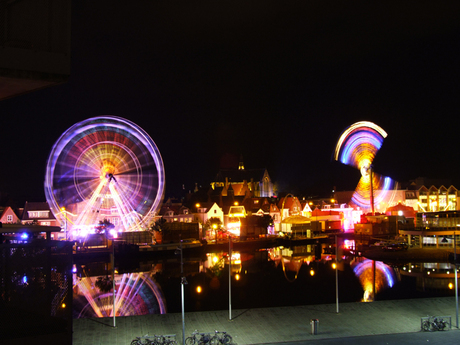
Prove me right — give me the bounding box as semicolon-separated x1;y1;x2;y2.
111;234;116;328
455;230;458;328
335;234;339;314
61;207;67;240
175;237;187;345
228;234;232;321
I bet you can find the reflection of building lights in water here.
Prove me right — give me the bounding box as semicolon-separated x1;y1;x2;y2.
353;259;395;302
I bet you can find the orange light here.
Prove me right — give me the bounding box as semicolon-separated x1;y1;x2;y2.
449;282;454;290
196;203;200;208
310;269;315;276
196;286;202;293
61;303;66;308
332;262;337;269
234;201;239;206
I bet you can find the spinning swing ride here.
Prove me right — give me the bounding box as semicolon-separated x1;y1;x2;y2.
44;116;165;239
334;121;398;214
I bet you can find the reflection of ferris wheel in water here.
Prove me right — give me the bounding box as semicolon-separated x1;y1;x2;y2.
44;116;165;236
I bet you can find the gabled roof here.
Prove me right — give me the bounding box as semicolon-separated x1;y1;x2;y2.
0;206;19;221
278;196;300;209
242;197;273;214
22;201;56;221
386;202;415;212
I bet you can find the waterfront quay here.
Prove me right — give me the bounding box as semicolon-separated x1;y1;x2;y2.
73;297;459;345
72;235;330;264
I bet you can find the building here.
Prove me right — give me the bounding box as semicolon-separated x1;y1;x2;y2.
21;201;60;227
354;214;403;246
399;210;460;249
0;206;21;224
193;202;225;225
210;156;276;198
159;200;194;223
410;185;459;212
334;178;460;215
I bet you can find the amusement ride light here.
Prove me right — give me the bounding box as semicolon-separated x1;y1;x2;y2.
334;121;398;213
44;116;165;236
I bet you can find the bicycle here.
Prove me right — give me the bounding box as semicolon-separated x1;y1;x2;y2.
131;334;153;345
185;330;214;345
132;334;177;345
211;330;233;345
158;334;178;345
422;316;448;331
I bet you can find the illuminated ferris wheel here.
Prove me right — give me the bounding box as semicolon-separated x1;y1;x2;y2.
44;116;165;236
334;121;397;213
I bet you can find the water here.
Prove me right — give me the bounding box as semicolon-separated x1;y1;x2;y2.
72;244;458;318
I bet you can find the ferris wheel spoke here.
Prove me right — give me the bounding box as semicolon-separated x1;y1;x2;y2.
108;183;143;230
115;162;157;176
74;179;107;226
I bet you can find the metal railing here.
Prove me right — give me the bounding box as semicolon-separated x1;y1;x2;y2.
421;315;451;332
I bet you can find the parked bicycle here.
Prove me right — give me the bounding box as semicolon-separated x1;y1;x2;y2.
131;334;177;345
421;316;448;331
131;334;153;345
153;334;178;345
211;330;233;345
185;330;214;345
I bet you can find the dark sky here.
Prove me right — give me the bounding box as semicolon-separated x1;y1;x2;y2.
1;1;460;205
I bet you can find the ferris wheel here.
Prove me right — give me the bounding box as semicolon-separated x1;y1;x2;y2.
44;116;165;236
334;121;397;213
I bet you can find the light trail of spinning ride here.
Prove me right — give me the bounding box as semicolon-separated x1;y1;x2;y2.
334;121;397;212
44;116;165;236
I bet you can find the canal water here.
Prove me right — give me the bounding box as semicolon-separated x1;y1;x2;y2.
72;243;458;318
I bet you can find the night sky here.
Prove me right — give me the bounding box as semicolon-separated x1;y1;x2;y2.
1;1;460;206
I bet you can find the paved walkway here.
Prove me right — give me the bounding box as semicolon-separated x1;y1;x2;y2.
73;297;459;344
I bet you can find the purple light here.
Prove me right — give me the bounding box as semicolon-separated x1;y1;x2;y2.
353;259;395;288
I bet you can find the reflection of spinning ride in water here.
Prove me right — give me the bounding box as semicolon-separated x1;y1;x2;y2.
352;259;395;302
44;116;165;239
334;121;398;214
73;272;166;318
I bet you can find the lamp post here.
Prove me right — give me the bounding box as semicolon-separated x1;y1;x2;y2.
335;234;339;313
111;235;116;328
175;237;187;345
455;231;458;328
61;207;67;240
229;235;232;321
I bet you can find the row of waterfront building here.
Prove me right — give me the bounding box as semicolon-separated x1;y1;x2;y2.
1;165;460;246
